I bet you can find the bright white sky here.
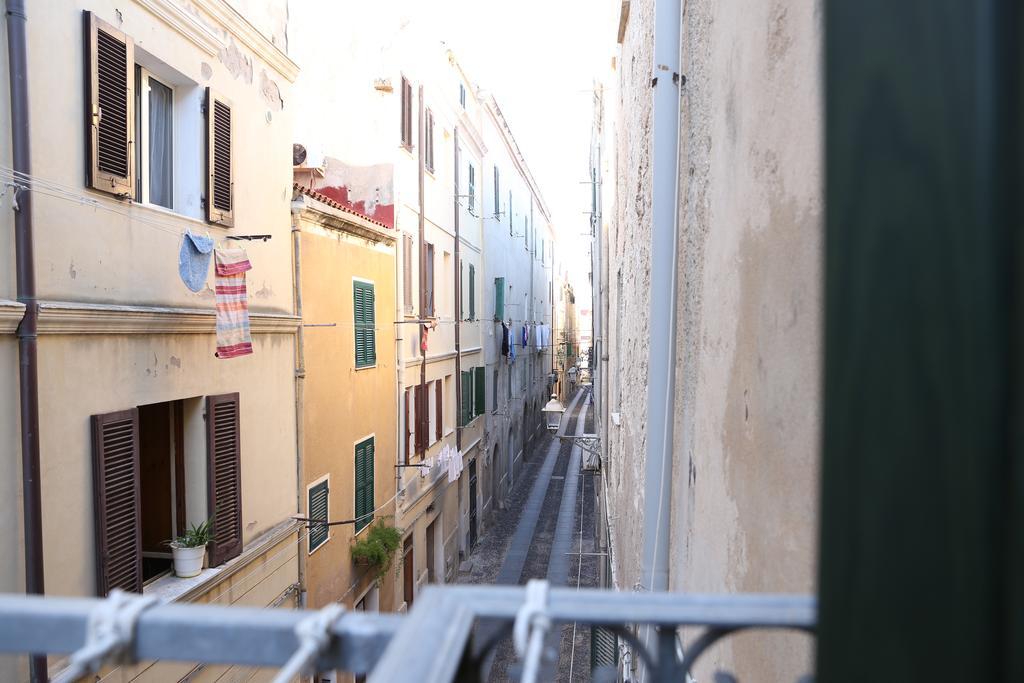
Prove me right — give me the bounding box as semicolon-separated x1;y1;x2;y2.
406;0;621;304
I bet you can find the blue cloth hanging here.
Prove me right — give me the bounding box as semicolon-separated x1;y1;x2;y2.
178;230;214;292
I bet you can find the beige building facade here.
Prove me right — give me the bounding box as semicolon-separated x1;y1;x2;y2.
288;4;487;610
595;0;822;680
0;1;301;680
292;185;398;617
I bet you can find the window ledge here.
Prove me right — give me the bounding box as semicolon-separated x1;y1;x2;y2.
144;518;301;604
355;363;379;371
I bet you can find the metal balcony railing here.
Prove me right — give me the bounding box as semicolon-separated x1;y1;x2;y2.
0;583;815;682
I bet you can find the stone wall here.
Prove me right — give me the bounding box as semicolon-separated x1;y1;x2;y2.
604;0;823;679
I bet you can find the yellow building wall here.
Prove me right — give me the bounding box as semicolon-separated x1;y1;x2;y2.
299;219;398;611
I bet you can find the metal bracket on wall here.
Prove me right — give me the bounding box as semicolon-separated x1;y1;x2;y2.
559;434;601;470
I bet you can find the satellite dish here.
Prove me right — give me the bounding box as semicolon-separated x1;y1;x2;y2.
293;143;307;166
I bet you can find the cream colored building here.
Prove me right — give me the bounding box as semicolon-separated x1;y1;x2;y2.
291;183;398;621
289;4;488;609
0;1;301;680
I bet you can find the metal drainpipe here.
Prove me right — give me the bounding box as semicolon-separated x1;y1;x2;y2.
639;0;683;667
7;2;46;680
529;195;534;430
453;127;462;452
417;84;426;456
290;200;307;608
395;202;405;514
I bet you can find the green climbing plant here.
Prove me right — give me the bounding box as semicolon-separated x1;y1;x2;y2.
350;521;403;581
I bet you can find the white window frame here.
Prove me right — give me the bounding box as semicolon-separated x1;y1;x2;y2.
137;67;174;209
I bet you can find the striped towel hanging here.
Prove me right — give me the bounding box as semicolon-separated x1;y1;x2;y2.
214;247;254;359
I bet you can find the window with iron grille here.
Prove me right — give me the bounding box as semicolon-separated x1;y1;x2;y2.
308;478;329;553
354;280;376;368
354;438;375;533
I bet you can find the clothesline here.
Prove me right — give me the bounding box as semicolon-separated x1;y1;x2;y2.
0;168;237;242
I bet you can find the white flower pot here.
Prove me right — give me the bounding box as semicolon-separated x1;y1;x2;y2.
172;545;206;578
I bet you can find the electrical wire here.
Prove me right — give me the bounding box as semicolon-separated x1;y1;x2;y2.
203;490;400;608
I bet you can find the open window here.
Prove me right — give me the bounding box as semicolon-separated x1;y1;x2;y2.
85;11;208;219
135;67;173;209
91;394;242;594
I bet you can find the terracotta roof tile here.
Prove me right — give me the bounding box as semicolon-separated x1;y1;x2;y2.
292;182;393;230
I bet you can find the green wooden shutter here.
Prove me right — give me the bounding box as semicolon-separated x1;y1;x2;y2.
469;264;476;320
460;371;472;426
308;479;329;552
354;438;374;532
494;277;505;321
473;367;485;417
354;281;376;368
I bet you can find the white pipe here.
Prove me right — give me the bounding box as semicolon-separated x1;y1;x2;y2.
637;0;683;677
640;0;683;609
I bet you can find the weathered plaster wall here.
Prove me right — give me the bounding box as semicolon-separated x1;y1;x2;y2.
607;0;822;679
37;331;298;598
605;0;655;595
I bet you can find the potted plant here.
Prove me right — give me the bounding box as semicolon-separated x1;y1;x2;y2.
167;518;213;578
350;522;402;581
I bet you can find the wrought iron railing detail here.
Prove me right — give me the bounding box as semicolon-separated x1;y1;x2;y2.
0;586;815;681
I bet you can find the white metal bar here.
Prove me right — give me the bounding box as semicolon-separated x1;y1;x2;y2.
0;594;401;673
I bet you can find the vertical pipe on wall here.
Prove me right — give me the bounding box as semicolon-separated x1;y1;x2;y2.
640;0;683;599
6;1;46;680
290;202;307;609
454;127;462;452
417;84;427;454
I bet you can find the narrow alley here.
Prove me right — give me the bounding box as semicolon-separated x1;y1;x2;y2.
1;1;1015;682
459;388;600;681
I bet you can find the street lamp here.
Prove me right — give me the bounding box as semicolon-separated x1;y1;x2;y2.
542;394;565;432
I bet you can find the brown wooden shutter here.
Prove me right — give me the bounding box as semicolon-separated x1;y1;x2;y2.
415;384;427;453
205;88;234;226
404;388;412;463
91;409;142;595
85;11;135;198
401;76;413;147
206;393;242;566
436;380;443;442
403;233;414;314
425;242;435;317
